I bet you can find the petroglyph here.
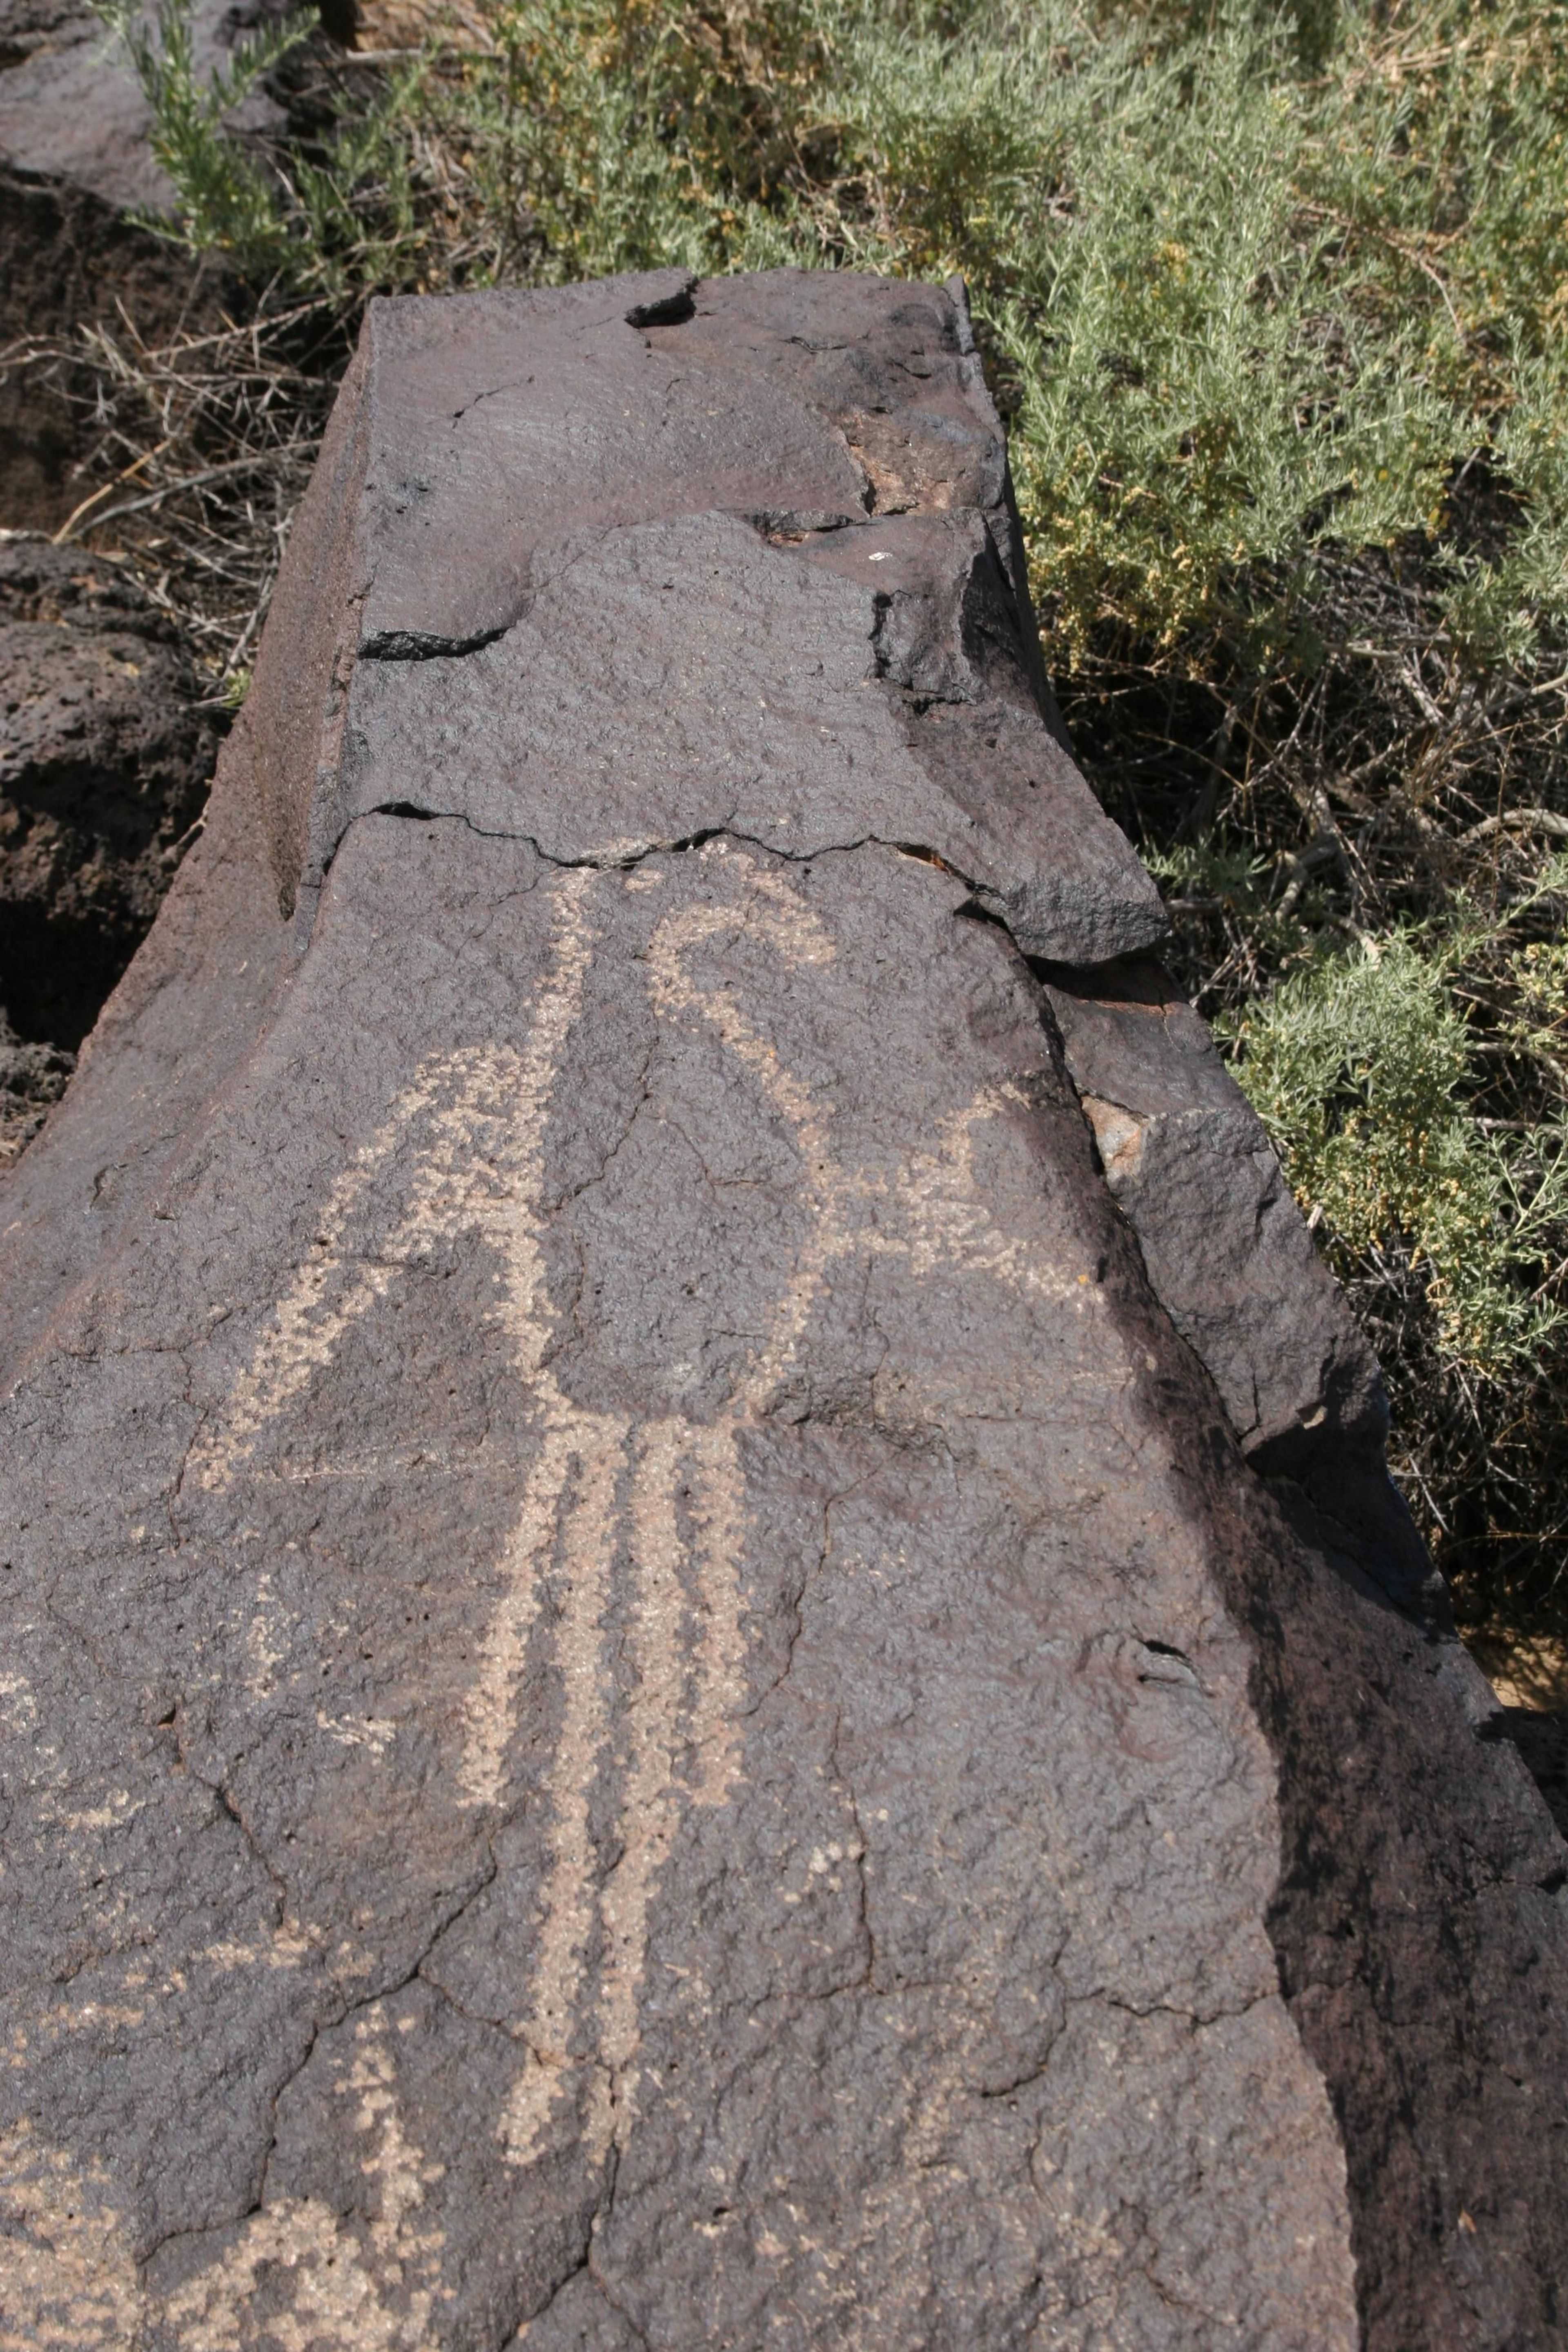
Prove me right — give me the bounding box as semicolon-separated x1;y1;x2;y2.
182;851;1096;2200
682;1420;749;1809
499;1414;626;2169
163;2006;446;2352
16;847;1321;2346
0;2124;145;2352
0;833;1192;2344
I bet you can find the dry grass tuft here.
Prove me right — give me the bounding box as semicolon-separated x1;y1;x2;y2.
2;298;349;696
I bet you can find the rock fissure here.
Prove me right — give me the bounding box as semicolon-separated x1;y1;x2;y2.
360;624;511;662
351;797;1060;980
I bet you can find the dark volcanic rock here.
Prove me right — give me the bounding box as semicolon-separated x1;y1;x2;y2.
0;0;173;216
0;1005;73;1163
1;269;1565;2352
1042;962;1390;1471
247;268;1165;967
0;539;216;1050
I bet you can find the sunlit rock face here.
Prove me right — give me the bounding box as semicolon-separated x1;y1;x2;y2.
1;268;1564;2352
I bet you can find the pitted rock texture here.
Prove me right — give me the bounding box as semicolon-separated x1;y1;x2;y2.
240;263;1165;967
0;1007;74;1165
1;271;1566;2352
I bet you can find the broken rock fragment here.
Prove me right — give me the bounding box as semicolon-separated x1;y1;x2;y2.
0;270;1565;2352
245;264;1167;967
1045;962;1388;1469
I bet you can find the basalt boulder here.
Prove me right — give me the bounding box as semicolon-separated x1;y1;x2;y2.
0;539;216;1065
0;268;1564;2352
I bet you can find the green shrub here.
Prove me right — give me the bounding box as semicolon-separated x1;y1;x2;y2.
1225;927;1568;1378
93;0;318;272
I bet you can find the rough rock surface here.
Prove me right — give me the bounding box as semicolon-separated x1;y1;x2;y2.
1;269;1565;2352
0;539;216;1054
1492;1712;1568;1839
0;1006;74;1164
1043;961;1388;1474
